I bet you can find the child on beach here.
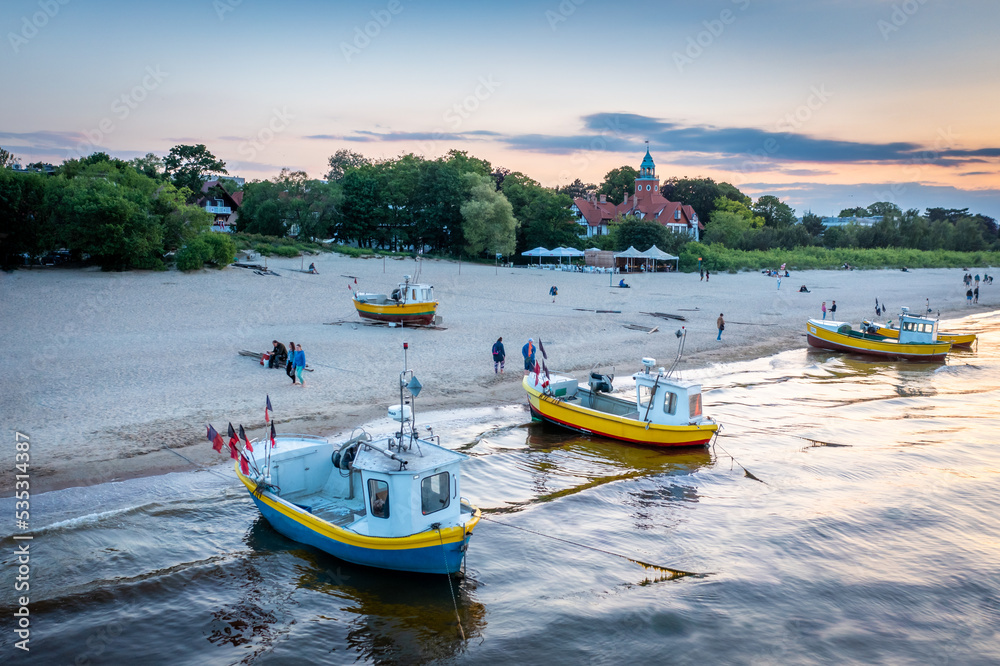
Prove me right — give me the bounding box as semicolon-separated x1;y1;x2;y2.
492;337;505;374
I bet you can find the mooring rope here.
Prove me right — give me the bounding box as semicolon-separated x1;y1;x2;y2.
436;525;466;641
480;515;707;579
711;434;765;483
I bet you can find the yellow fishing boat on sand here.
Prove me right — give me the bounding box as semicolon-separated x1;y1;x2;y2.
353;275;438;325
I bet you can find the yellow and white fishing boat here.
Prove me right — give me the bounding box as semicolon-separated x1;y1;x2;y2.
353;275;438;325
523;330;720;448
866;313;977;348
806;307;951;361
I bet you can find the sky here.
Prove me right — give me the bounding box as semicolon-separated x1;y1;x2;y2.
2;0;999;218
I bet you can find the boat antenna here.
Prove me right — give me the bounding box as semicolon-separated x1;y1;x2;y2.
398;342;423;455
665;327;686;377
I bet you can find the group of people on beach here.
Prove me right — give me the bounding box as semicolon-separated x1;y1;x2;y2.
269;340;307;386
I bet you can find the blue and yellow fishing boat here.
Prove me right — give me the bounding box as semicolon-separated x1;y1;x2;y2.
806;307;951;361
235;347;479;574
353;275;438;325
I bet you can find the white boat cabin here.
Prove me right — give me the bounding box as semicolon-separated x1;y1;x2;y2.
261;433;468;538
892;307;939;344
354;275;435;306
632;358;709;426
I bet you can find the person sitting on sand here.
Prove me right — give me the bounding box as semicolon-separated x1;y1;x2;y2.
269;340;287;368
799;285;810;293
619;279;630;288
308;262;318;274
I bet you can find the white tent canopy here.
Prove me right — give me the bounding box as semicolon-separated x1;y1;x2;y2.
613;246;646;258
640;245;678;261
550;246;585;257
521;247;550;256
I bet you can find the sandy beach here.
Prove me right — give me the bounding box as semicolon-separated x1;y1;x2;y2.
1;256;993;493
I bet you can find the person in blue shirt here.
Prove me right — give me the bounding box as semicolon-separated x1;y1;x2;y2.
522;338;535;376
294;344;306;387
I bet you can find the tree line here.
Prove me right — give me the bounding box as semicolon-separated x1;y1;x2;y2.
3;143;997;272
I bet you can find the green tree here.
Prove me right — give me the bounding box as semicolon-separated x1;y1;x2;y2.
0;146;20;169
867;201;901;218
598;166;639;204
460;173;517;256
702;210;755;248
612;217;669;252
801;211;825;238
129;153;165;180
752;195;795;228
838;206;870;218
556;178;596;200
0;168;49;267
164;144;227;200
326;149;370;181
660;177;726;225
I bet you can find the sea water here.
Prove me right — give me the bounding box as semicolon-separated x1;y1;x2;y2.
2;313;999;665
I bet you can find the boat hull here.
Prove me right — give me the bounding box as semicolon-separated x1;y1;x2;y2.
237;467;479;574
872;324;976;348
524;380;717;447
353;299;437;325
806;321;950;361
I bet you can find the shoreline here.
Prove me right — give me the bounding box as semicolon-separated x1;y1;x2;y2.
2;258;994;495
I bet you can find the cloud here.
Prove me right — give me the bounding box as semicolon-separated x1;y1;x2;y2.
0;130;88;150
494;113;1000;168
306;129;502;143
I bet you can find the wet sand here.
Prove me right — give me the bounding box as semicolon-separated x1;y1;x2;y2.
1;257;992;493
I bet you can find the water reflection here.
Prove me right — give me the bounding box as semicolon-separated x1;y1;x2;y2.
242;517;486;664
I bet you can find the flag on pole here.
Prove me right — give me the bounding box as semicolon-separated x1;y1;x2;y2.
239;424;253;453
265;395;272;423
270;422;277;449
207;424;224;453
538;338;548;360
227;422;240;452
239;453;250;475
227;439;239;460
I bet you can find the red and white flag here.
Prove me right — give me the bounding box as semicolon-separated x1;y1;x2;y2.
207;425;224;453
239;424;253;453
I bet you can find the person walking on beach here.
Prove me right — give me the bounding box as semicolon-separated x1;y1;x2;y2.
830;300;837;318
522;338;536;376
717;313;725;341
294;343;306;387
975;274;980;288
700;267;704;281
549;286;558;302
974;286;979;304
821;301;827;320
966;288;973;305
286;340;296;383
705;270;710;282
492;337;506;374
776;275;781;290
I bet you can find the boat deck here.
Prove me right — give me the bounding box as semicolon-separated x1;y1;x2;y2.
284;491;365;527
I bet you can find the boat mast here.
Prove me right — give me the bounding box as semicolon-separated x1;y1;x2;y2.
665;327;687;377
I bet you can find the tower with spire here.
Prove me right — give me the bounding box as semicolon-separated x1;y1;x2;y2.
569;146;703;241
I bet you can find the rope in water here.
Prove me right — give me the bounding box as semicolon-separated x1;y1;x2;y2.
710;433;765;483
436;526;466;641
480;515;707;579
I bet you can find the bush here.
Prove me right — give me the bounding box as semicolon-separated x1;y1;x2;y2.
202;233;237;266
175;237;212;271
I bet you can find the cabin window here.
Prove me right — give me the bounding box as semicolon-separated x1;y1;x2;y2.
689;393;703;417
421;472;451;515
663;391;678;415
368;479;389;519
638;385;654;408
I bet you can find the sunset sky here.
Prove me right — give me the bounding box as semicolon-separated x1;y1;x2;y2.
3;0;998;218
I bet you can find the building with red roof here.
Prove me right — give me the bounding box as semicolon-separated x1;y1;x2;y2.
571;150;702;241
197;179;241;232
